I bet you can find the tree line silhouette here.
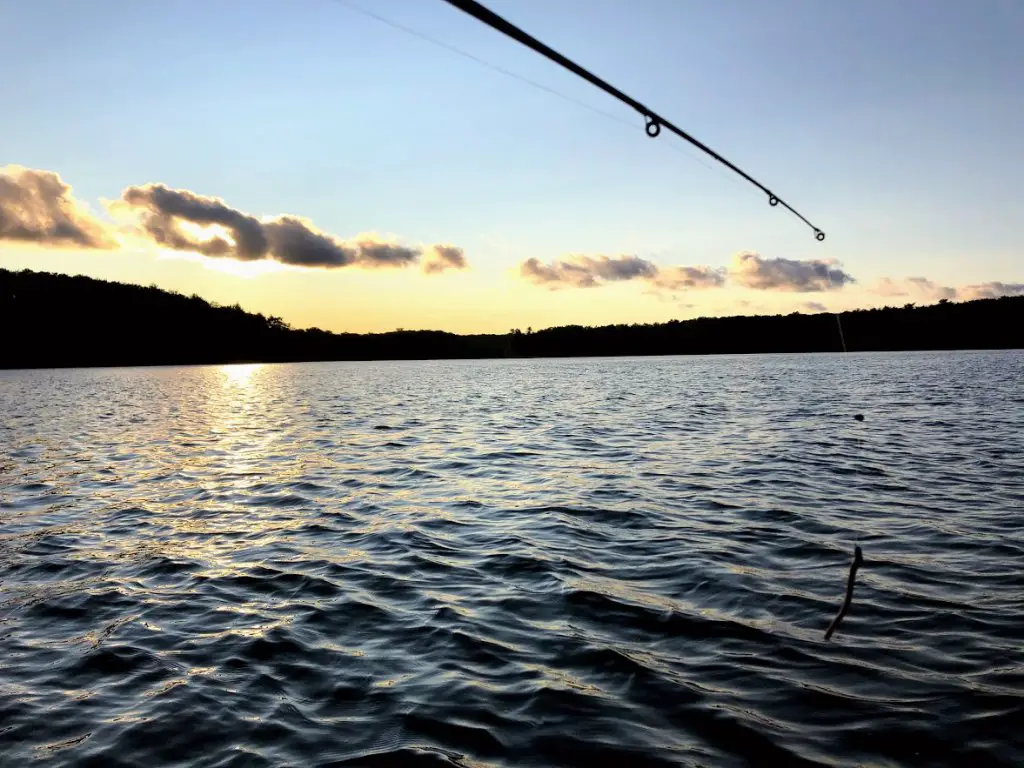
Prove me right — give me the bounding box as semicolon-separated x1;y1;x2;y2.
1;268;1020;369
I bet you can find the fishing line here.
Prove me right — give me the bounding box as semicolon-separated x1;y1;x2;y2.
327;0;764;187
818;255;865;642
329;0;635;128
333;0;858;641
441;0;826;241
822;269;849;354
834;312;849;354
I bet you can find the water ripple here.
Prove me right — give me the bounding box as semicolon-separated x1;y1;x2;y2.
1;352;1022;766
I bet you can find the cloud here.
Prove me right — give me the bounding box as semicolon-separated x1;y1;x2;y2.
260;216;358;267
422;244;468;274
872;277;911;297
520;254;656;288
870;277;1022;302
520;254;721;291
907;277;956;300
521;257;594;288
119;183;268;258
729;251;855;291
0;165;116;249
589;254;660;282
652;265;727;290
116;184;447;270
352;236;421;267
519;251;1019;306
956;281;1024;300
871;276;954;300
1;169;468;272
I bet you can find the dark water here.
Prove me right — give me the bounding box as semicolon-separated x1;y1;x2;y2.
2;352;1022;767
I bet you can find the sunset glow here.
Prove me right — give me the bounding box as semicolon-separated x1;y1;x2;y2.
2;2;1020;333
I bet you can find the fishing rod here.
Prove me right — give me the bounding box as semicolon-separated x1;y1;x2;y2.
441;0;826;241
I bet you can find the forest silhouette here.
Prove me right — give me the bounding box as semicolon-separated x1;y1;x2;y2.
2;268;1020;369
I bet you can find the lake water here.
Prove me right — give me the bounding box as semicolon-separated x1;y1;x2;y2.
1;352;1022;767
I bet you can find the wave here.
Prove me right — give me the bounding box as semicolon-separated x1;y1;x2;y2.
1;351;1022;766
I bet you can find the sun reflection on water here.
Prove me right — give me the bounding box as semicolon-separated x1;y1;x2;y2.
220;363;263;388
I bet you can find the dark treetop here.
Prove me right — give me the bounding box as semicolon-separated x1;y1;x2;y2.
2;268;1021;369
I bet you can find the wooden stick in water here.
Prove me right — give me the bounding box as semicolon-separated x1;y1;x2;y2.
824;545;863;641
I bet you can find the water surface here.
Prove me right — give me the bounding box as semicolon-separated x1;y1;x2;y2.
2;352;1022;766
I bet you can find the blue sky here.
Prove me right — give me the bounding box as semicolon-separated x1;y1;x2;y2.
2;0;1022;332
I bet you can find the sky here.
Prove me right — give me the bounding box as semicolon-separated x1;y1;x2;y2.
2;0;1022;334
